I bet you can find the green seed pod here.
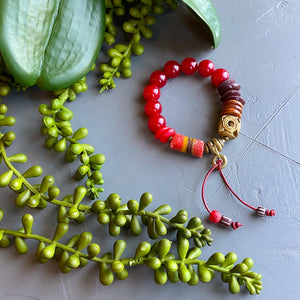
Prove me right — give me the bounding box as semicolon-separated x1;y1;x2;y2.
23;165;43;178
54;138;67;153
47;126;58;138
140;5;150;16
73;128;88;140
0;170;13;187
99;262;114;285
67;254;80;268
157;239;171;259
40;243;56;259
170;209;188;224
165;260;178;273
140;26;153;39
167;269;179;283
108;194;121;211
58;251;72;273
97;212;110;225
229;275;240;294
188;264;199;286
144;15;156;25
155;217;167;236
43;116;55;128
123;21;136;33
115;268;128;280
246;281;256;295
107;23;117;36
15;189;31;208
115;43;127;53
79;257;88;267
197;265;212;283
0;104;8;114
87;243;101;258
38;176;54;194
130;215;141;236
147;218;158;239
83;144;94;155
109;218;121;236
15;237;28;254
56;107;73;121
0;233;10;247
129;7;142;18
7;153;27;163
70;144;83;155
127;199;139;212
132;43;144;56
177;238;189;261
187;216;202;229
178;262;191;283
9;178;23;191
206;252;225;266
111;56;122;68
242;257;254;270
121;68;132;78
45;136;58;149
1;131;16;146
57;206;68;223
75;211;85;223
21;214;33;235
53;222;69;242
121;57;131;69
135;241;151;259
108;48;122;58
0;116;16;127
186;247;202;260
144;257;161;269
221;272;231;283
153;204;171;215
90;154;105;165
91;200;105;212
91;171;103;183
36;241;48;263
38;198;47;209
0;209;3;222
26;194;40;208
39;104;52;115
139;192;152;210
100;63;115;73
113;240;126;260
50;98;63;110
60;126;73;137
230;263;248;274
48;185;60;200
222;252;238;268
154;266;167;285
104;32;115;45
111;260;124;273
40;125;48;135
67;206;79;219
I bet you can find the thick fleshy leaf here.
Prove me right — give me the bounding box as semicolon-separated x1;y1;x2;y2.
181;0;221;48
0;0;105;90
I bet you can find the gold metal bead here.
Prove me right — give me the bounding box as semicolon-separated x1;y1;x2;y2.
218;115;241;140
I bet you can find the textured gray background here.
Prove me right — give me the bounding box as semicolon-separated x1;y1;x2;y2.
0;0;300;299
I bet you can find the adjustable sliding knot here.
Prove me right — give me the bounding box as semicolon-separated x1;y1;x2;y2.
257;206;276;217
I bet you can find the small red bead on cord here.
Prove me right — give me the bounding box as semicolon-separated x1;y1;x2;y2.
163;60;181;78
209;210;222;223
150;70;167;88
211;68;230;87
143;84;161;101
147;115;166;132
198;59;215;77
181;57;198;75
144;100;162;116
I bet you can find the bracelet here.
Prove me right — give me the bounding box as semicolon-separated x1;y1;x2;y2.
143;58;275;230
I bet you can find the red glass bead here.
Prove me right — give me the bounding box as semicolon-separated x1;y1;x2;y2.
155;126;169;140
198;59;215;77
163;60;181;78
150;70;167;88
148;115;166;133
144;100;162;116
159;127;176;143
143;84;161;101
180;57;198;75
211;68;230;87
209;210;222;223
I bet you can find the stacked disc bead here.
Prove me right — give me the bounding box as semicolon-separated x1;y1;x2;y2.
143;58;245;158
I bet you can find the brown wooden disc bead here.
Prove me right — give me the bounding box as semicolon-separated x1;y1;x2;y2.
221;99;244;119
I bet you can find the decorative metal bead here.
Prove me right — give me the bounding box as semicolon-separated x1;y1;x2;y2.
204;138;226;154
256;206;266;217
219;215;232;227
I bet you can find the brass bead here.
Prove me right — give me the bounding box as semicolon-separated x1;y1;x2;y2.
218;115;241;140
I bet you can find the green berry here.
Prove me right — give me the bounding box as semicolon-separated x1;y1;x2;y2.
0;170;13;187
87;243;101;258
132;43;144;55
154;266;167;285
15;237;28;254
135;241;151;259
97;212;110;225
229;275;240;294
178;262;191;283
144;257;161;269
123;21;136;33
206;252;225;265
99;262;114;285
198;265;212;282
130;215;141;236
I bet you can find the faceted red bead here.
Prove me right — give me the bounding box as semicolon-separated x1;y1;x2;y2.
211;68;230;87
209;210;222;223
143;84;161;101
144;100;162;116
148;115;166;132
198;59;215;77
163;60;181;78
180;57;198;75
150;70;167;88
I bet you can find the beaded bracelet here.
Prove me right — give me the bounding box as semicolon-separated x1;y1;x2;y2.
143;58;275;230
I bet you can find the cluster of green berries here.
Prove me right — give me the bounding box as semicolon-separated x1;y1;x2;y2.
38;78;105;199
99;0;178;92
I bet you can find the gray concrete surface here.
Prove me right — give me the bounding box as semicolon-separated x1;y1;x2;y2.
0;0;299;299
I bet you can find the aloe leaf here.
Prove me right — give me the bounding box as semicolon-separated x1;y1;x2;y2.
0;0;105;90
181;0;221;48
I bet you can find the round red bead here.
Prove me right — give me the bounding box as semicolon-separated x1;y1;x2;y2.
211;68;230;87
144;100;162;116
163;60;181;78
209;210;222;223
198;59;215;77
180;57;198;75
150;70;167;88
159;127;176;143
148;115;166;133
143;84;161;101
